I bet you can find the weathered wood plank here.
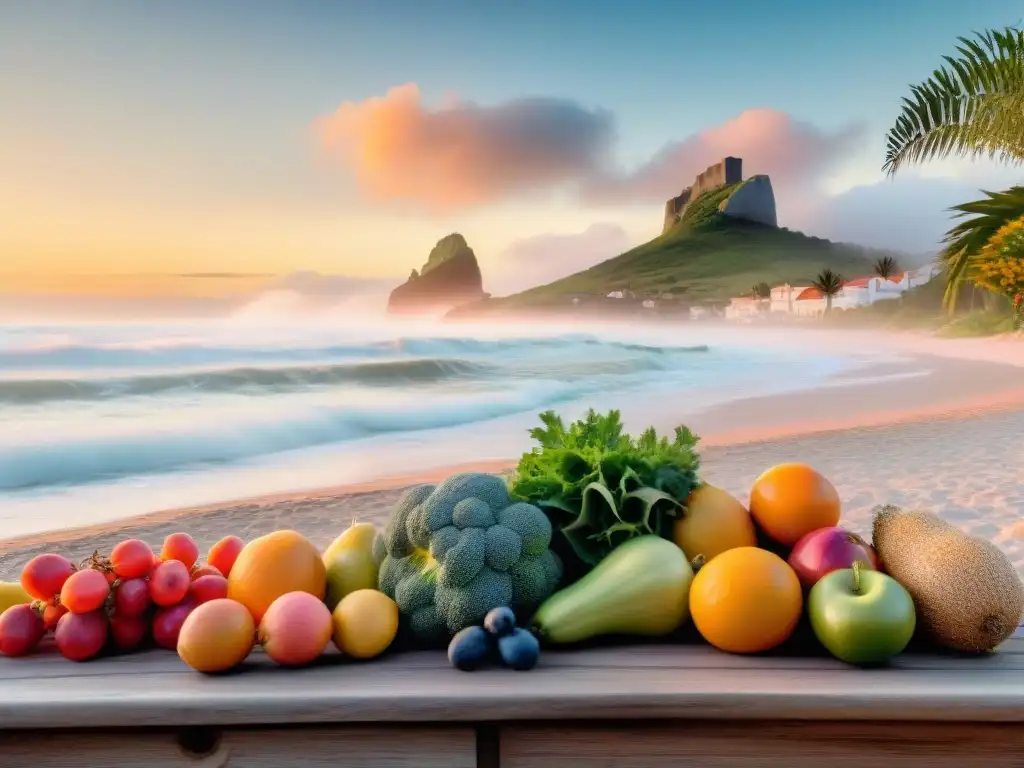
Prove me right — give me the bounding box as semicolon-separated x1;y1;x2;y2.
501;721;1024;768
0;726;476;767
3;646;1022;683
3;630;1020;681
0;651;1021;729
0;623;1018;730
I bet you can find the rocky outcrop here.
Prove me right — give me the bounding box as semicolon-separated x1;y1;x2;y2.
387;233;487;315
661;156;777;232
719;175;777;227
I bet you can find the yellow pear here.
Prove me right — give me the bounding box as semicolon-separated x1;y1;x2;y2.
673;483;757;563
323;521;380;610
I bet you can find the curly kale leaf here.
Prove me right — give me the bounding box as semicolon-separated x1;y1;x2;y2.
510;408;701;577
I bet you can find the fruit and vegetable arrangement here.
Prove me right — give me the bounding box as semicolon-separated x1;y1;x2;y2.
0;524;399;671
0;408;1022;677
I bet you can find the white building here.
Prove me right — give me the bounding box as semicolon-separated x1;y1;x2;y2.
901;264;941;288
724;296;768;320
769;283;811;314
793;287;827;316
729;265;941;320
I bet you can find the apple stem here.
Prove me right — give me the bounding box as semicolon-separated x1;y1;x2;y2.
851;559;864;595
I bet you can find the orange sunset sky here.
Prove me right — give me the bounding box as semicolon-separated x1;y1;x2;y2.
2;2;1021;301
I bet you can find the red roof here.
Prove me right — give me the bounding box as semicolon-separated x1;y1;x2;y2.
796;287;823;300
843;277;873;288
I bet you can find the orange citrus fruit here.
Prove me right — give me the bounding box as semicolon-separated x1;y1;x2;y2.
227;530;326;623
748;463;841;547
689;546;802;654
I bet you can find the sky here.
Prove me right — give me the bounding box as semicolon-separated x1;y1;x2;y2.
2;0;1022;300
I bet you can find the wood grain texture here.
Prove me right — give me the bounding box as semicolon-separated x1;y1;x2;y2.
0;630;1020;730
500;721;1024;768
0;726;476;767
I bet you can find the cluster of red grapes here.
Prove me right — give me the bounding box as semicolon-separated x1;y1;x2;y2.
0;533;244;661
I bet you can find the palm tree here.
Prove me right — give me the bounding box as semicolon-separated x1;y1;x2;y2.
750;282;771;300
939;187;1024;309
811;270;844;314
881;26;1024;311
873;256;899;281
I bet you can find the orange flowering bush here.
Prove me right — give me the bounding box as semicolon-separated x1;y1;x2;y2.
970;218;1024;321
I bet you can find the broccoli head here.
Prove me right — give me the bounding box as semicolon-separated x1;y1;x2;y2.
376;472;563;645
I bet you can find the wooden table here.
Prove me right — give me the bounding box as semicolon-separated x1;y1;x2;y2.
0;625;1021;767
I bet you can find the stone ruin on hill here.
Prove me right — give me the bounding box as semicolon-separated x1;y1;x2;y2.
661;156;778;234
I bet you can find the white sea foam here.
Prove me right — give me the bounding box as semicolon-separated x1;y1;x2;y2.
0;316;907;533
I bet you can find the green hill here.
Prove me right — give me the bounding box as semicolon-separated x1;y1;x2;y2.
458;185;905;314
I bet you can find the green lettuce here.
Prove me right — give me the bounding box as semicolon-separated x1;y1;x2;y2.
509;409;701;581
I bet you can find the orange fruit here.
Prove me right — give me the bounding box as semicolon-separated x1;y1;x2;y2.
689;546;802;654
177;598;255;673
673;483;757;562
226;530;326;623
748;463;841;547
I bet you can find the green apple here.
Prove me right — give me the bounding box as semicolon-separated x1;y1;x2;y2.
807;560;916;665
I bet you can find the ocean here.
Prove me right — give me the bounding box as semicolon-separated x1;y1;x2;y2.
0;317;901;538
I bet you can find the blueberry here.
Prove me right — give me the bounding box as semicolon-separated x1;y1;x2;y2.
448;626;494;671
498;628;540;671
483;606;516;637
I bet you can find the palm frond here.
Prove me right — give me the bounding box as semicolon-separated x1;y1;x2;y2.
811;269;844;296
882;27;1024;175
938;185;1024;310
873;255;898;279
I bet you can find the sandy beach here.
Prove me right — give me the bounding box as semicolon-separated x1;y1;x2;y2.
1;339;1022;582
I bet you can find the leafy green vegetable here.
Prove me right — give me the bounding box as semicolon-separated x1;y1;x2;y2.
509;409;701;581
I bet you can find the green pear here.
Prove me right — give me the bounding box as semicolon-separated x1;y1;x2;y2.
323;521;380;610
531;535;694;644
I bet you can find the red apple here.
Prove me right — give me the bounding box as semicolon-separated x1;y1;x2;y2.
788;526;881;588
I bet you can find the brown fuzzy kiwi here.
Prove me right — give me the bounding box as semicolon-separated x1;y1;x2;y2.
872;505;1024;653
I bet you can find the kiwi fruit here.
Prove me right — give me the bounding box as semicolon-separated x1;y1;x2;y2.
872;505;1024;653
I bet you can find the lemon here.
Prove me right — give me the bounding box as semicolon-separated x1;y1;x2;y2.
331;589;399;659
0;581;31;614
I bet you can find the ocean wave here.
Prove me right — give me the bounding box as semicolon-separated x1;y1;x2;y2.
0;332;709;369
0;358;493;404
0;382;592;491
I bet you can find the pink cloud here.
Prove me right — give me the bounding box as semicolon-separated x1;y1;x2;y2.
580;108;866;205
313;87;865;212
313;83;614;211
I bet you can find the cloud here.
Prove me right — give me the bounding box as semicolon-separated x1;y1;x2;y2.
580;108;867;205
267;271;394;296
313;83;615;211
489;223;637;293
314;86;866;213
789;175;993;256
